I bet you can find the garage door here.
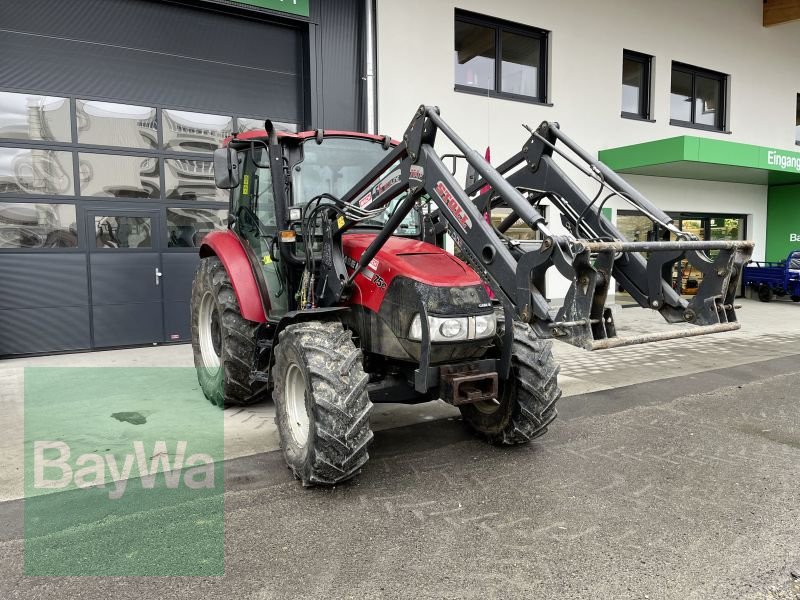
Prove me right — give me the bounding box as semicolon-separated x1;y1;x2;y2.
0;0;304;355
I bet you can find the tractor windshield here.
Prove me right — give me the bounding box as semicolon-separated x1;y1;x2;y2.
294;137;420;235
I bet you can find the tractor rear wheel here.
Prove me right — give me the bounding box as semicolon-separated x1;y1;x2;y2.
757;284;774;303
459;321;561;445
191;256;259;407
272;320;373;486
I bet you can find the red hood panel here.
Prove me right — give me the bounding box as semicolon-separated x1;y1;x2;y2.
342;234;482;313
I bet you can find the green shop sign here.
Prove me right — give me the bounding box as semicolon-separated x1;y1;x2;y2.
599;136;800;186
231;0;309;17
762;148;800;173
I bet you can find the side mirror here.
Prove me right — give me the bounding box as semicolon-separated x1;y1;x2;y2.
213;147;240;189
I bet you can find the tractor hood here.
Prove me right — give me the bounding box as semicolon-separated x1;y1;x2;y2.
341;233;494;364
342;234;483;313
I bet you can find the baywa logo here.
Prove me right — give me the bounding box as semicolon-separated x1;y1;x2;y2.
34;440;215;500
790;233;800;242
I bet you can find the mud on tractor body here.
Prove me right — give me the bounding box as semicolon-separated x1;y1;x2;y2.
191;107;752;486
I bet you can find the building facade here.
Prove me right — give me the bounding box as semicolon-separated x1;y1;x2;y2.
375;0;800;299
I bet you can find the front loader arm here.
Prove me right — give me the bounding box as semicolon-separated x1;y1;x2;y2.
314;106;753;351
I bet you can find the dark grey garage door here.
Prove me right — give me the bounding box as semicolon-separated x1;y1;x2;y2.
0;0;304;355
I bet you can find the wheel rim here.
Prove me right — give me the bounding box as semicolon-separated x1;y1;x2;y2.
198;291;222;372
284;363;310;448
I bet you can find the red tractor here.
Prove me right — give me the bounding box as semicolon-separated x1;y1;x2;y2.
192;106;752;486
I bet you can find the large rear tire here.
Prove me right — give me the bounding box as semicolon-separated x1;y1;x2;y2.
459;321;561;444
272;320;373;486
191;256;260;407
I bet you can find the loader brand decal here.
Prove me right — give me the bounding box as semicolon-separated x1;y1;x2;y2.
358;191;373;208
434;181;472;230
373;169;401;197
409;165;424;182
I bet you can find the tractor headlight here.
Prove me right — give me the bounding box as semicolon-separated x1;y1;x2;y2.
408;313;496;342
474;314;496;338
439;319;463;338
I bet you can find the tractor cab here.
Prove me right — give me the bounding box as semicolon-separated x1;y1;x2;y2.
218;129;421;320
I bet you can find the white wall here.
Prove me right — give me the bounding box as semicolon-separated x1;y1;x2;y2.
375;0;799;296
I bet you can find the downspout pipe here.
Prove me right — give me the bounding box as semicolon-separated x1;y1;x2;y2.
364;0;377;134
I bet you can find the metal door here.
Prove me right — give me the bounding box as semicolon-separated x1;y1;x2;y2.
87;209;164;348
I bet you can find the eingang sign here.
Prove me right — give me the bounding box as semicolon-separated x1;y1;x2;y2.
231;0;309;17
763;149;800;173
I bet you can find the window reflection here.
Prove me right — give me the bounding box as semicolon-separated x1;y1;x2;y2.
0;92;71;142
79;153;159;198
0;202;77;248
164;158;226;202
95;215;152;248
163;110;232;153
77;100;157;149
500;31;539;97
0;148;73;195
694;76;720;127
670;70;693;122
454;21;496;89
622;57;644;115
796;94;800;144
237;118;298;134
166;208;226;248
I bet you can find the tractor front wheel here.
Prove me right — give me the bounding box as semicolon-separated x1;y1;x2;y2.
191;256;259;407
459;321;561;445
272;320;373;486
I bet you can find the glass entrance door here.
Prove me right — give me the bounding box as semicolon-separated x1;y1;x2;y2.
616;211;746;300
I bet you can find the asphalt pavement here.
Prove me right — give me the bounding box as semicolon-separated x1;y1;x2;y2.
2;349;800;599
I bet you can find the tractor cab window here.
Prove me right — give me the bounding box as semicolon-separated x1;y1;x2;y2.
236;148;275;230
234;146;288;318
294;137;420;235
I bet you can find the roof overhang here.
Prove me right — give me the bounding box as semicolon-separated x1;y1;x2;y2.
598;136;800;186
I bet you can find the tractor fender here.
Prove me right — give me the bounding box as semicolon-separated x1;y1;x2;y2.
199;230;268;323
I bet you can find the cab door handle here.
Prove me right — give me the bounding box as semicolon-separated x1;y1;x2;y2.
155;268;163;286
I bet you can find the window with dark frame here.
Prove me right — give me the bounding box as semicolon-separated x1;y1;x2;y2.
795;94;799;145
621;50;652;120
454;10;548;103
670;62;727;131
